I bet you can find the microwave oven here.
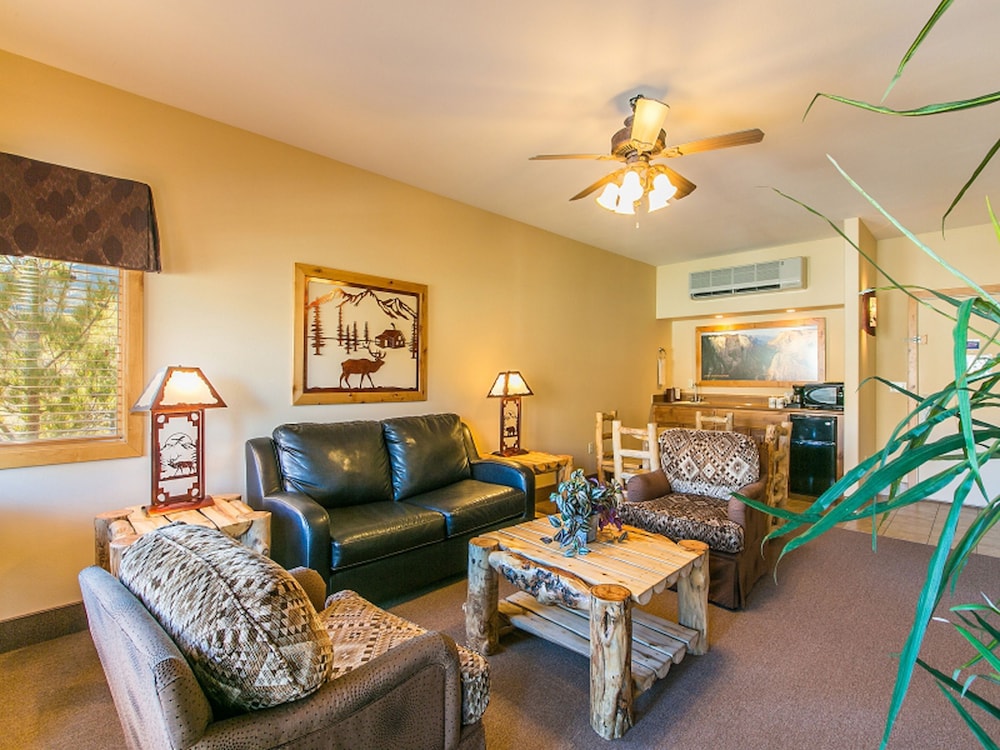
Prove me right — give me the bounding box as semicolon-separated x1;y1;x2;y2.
792;382;844;410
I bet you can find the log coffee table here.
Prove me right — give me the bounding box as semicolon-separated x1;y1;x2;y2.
464;517;709;739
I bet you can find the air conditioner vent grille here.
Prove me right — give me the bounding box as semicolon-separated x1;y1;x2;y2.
688;257;805;299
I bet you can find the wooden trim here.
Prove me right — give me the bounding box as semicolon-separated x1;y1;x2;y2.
0;270;144;468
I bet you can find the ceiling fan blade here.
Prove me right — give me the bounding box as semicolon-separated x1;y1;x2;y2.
569;169;627;201
656;128;765;158
654;165;697;200
530;153;621;161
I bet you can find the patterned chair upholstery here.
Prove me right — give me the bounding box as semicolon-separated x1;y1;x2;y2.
81;524;487;750
619;428;772;610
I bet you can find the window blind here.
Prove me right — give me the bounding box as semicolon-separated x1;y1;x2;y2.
0;256;124;443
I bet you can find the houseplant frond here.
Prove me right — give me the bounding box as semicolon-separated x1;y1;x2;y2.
767;3;1000;743
882;0;955;102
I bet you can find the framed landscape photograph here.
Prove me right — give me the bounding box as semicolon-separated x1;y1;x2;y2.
293;264;427;404
696;318;825;387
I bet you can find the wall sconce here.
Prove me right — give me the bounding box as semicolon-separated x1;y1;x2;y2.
132;366;227;515
486;371;533;456
861;288;878;336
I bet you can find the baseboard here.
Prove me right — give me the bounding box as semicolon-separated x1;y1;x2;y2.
0;601;87;653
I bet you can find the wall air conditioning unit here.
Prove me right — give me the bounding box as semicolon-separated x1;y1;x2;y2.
688;256;805;299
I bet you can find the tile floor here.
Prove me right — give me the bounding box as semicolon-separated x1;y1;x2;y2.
787;495;1000;558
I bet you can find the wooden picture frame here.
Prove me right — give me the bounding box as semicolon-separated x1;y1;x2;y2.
293;264;427;404
696;318;825;387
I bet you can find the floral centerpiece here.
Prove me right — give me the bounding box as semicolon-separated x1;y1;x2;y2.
541;468;627;556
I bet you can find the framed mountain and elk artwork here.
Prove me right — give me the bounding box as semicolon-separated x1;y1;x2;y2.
293;264;427;404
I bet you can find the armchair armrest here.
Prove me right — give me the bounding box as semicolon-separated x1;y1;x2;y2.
201;632;466;750
625;469;672;503
727;478;768;537
469;459;535;519
289;567;328;612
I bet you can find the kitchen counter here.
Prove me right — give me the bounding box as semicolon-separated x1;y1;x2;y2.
649;397;844;488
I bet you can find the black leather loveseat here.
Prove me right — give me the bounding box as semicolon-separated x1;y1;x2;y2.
245;413;534;603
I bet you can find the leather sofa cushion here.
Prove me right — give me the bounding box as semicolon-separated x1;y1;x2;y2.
404;479;524;537
382;414;471;501
273;421;393;507
118;524;333;713
329;501;446;569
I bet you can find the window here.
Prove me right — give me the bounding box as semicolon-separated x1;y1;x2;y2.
0;255;144;468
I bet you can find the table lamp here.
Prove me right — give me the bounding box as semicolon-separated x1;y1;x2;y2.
132;366;227;515
487;370;533;456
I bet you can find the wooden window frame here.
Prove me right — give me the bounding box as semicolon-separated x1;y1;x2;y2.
0;269;145;469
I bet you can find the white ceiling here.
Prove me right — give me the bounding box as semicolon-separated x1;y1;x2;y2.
2;0;998;267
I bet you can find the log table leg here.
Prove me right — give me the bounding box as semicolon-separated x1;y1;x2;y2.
94;510;134;571
677;539;710;655
465;536;500;654
590;583;634;739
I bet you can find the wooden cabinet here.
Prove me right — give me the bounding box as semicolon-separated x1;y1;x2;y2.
649;399;844;491
650;403;791;445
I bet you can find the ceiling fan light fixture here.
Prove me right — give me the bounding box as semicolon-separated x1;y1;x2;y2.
614;200;636;215
619;170;644;203
647;173;678;211
630;96;670;150
596;183;620;211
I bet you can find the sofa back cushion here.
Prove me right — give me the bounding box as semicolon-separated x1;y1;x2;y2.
658;428;760;500
382;413;471;501
118;524;333;714
273;421;393;507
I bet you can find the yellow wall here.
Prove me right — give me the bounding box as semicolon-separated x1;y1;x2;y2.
655;217;999;479
0;50;661;619
656;236;844;320
875;221;1000;448
656;236;846;400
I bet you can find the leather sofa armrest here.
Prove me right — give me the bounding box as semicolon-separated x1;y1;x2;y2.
246;437;332;576
469;459;536;519
201;632;466;750
625;470;672;503
256;490;331;577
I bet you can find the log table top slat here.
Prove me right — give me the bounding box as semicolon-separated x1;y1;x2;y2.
487;517;701;605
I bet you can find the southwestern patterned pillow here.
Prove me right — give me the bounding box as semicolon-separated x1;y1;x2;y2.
658;429;759;500
322;589;490;725
118;524;333;713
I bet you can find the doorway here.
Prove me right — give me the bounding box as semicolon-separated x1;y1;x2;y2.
906;285;1000;506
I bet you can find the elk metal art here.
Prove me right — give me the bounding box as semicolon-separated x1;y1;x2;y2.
339;346;387;389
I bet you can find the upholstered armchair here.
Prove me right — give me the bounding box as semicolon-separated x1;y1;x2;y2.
619;428;773;610
80;524;487;750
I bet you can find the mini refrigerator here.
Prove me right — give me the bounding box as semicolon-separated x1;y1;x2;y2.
789;413;838;496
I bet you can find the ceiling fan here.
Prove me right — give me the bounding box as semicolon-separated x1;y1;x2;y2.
530;95;764;214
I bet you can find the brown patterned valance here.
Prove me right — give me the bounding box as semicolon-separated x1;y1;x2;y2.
0;152;160;272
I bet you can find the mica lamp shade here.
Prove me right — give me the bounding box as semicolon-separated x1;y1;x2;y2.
132;366;227;515
487;371;533;457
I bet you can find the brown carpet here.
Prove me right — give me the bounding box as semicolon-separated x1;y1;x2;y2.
2;527;998;749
